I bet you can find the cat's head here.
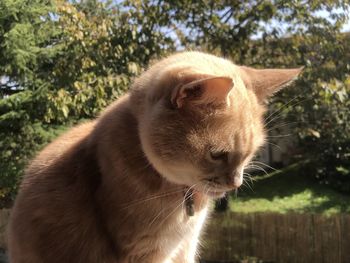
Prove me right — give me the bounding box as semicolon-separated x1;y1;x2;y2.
131;52;302;198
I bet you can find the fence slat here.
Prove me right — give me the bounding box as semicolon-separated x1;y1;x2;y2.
0;209;10;249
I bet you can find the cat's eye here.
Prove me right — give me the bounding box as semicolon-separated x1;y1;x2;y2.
209;151;228;162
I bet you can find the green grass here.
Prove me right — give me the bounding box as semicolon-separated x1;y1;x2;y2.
229;163;350;215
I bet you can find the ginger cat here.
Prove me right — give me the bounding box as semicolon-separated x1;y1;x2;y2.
8;52;302;263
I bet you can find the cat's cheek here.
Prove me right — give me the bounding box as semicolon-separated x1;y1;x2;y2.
138;122;198;186
160;163;201;186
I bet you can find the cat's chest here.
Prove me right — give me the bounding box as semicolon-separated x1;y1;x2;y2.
117;196;209;262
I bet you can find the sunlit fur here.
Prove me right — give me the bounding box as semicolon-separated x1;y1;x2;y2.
8;51;301;263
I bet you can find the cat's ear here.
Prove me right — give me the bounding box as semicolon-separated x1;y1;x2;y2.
239;66;303;99
171;75;233;108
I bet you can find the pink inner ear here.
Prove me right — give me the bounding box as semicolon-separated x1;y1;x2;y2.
172;76;233;108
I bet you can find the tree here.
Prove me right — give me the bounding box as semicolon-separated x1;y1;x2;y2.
0;0;174;202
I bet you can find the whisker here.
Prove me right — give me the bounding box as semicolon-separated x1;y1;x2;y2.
148;198;182;228
148;184;197;228
205;182;210;196
155;190;193;227
265;121;299;133
245;165;269;176
264;141;282;151
266;134;292;138
242;181;253;192
120;188;184;210
243;172;256;184
181;184;197;213
265;96;300;123
265;96;311;128
242;174;254;192
250;161;278;172
199;182;209;210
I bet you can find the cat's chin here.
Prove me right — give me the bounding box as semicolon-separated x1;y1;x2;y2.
192;184;230;199
201;190;226;199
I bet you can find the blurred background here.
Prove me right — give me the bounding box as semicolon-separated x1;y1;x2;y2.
0;0;349;262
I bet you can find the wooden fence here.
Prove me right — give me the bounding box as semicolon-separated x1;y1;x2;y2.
1;210;350;262
201;212;350;263
0;210;9;250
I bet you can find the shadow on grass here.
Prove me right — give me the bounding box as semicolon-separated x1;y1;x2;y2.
231;162;350;214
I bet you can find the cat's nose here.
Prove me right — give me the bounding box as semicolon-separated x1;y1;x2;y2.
226;170;243;188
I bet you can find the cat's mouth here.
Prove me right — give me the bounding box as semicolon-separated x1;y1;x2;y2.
195;175;243;199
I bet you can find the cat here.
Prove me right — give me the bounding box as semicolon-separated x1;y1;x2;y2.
8;51;302;263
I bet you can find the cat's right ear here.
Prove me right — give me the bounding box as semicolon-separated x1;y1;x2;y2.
239;66;303;99
171;76;233;108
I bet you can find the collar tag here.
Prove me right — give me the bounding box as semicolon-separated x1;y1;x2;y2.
184;189;195;217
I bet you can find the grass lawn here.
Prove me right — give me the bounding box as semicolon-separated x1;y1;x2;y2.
229;163;350;215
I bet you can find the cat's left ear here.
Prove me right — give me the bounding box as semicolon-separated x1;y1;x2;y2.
171;75;233;108
239;66;303;99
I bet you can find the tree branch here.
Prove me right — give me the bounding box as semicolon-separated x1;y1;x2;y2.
0;85;24;96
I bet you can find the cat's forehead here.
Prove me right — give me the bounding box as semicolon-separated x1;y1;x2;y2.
158;51;240;78
149;53;249;102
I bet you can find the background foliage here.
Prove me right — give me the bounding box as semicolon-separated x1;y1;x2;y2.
0;0;349;204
